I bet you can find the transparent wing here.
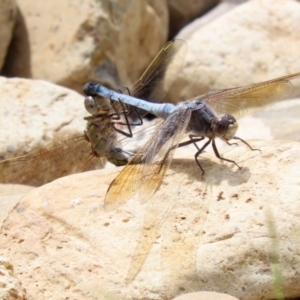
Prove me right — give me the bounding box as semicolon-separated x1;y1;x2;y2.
117;118;163;154
94;39;187;135
0;135;104;186
196;72;300;119
139;108;191;202
104;107;191;211
125;39;187;120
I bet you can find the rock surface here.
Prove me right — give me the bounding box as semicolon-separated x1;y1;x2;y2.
0;256;26;300
169;0;300;102
0;140;300;300
0;77;87;159
0;0;16;70
2;0;168;93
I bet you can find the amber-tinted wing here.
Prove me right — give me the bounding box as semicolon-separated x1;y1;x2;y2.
0;135;104;186
125;39;187;120
104;107;191;211
196;72;300;119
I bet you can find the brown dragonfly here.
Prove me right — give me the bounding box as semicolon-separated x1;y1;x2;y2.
84;71;300;211
0;39;187;187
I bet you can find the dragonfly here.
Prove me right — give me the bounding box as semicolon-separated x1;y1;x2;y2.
84;71;300;211
0;39;187;187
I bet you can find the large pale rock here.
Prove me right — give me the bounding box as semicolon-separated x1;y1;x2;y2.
235;98;300;145
0;77;87;159
1;140;300;300
178;0;247;40
169;0;300;102
253;98;300;141
3;0;168;93
0;0;17;70
0;257;26;299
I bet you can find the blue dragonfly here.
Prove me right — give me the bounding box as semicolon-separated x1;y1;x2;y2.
84;71;300;211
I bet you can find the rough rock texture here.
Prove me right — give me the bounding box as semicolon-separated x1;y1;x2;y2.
169;0;300;102
0;77;87;159
0;0;17;70
168;0;220;38
0;140;300;300
0;256;26;300
2;0;168;93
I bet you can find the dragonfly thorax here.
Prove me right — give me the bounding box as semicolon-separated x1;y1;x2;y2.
212;114;238;141
107;148;133;166
85;119;117;157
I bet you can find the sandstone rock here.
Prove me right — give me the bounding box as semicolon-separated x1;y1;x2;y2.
169;0;300;102
2;0;168;93
0;257;26;300
0;77;110;188
168;0;220;38
1;7;31;78
252;98;300;141
178;0;247;40
231;98;300;146
0;140;300;300
0;0;17;70
0;77;87;159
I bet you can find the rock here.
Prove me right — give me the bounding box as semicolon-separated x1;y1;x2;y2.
252;98;300;141
177;0;247;40
169;0;300;102
2;0;168;93
0;77;87;159
229;98;300;147
171;291;239;300
0;0;17;70
0;140;300;300
168;0;220;38
0;77;106;188
1;7;31;78
0;256;26;300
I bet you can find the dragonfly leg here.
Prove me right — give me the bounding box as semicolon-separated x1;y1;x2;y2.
110;101;143;138
111;99;143;125
226;141;239;147
163;137;209;178
189;134;205;151
168;137;212;178
232;136;262;153
194;139;213;178
157;137;205;174
212;139;241;169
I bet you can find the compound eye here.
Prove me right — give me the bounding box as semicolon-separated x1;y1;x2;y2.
84;96;98;115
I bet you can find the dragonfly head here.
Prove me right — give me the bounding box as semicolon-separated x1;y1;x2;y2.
84;95;111;116
212;114;238;141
